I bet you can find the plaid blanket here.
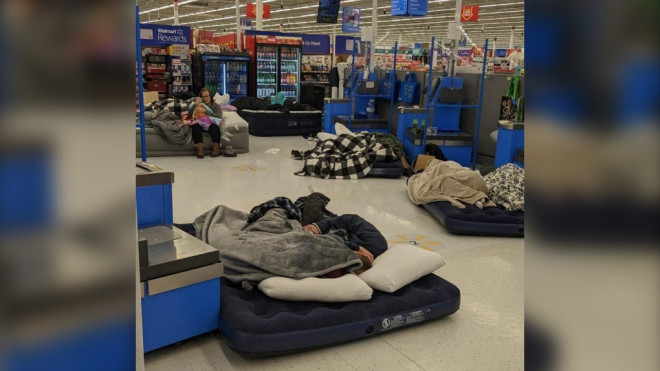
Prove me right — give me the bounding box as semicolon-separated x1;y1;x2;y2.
145;98;196;118
247;197;301;224
293;133;399;179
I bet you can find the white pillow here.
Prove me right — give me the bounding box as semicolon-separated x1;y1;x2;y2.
334;122;353;135
316;132;337;141
358;244;446;293
258;274;373;302
213;92;230;105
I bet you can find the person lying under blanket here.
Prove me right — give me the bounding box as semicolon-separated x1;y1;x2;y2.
303;214;389;277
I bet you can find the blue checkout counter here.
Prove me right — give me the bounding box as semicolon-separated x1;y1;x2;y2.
397;107;474;167
136;163;223;353
494;121;524;168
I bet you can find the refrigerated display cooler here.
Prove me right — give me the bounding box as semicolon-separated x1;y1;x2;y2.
248;33;302;101
192;53;251;100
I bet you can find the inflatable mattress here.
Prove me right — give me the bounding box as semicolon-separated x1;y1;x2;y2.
240;109;323;137
366;161;405;178
333;115;389;132
219;273;460;356
422;201;524;237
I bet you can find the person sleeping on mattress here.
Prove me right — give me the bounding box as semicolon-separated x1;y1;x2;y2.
303;214;388;276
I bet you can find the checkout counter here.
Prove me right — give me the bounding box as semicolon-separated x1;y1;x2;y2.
136;163;223;352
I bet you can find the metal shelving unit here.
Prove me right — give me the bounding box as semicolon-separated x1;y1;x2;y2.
334;41;399;133
403;37;489;169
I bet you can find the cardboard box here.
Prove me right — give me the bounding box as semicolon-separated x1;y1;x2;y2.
413;154;436;172
143;91;160;106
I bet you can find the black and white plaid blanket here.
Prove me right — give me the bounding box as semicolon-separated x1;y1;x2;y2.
145;98;195;118
247;197;302;223
293;133;399;179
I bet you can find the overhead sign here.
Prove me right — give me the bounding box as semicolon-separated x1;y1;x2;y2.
254;34;302;46
391;0;428;17
140;24;190;47
240;19;252;31
460;5;479;22
335;35;361;54
317;0;341;24
246;3;271;19
391;0;408;16
407;0;429;16
342;7;360;33
302;34;330;54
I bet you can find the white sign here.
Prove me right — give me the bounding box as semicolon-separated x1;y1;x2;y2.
140;28;154;40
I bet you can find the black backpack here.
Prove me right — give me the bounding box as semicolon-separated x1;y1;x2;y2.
425;144;448;161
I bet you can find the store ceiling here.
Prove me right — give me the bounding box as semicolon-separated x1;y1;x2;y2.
137;0;524;49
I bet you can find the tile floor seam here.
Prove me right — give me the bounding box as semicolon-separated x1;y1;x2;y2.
379;335;426;371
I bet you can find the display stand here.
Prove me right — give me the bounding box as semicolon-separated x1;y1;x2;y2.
168;56;192;97
332;41;398;133
136;5;147;162
401;37;489;169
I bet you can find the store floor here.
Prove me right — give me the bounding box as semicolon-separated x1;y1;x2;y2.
142;135;524;371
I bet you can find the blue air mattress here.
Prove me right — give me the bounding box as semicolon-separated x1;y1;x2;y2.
240;109;323;137
366;161;405;178
422;201;524;237
219;273;460;356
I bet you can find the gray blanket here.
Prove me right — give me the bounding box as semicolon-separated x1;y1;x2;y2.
193;205;363;290
145;108;192;146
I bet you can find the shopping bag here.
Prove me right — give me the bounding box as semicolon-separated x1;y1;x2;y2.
499;77;524;122
398;72;420;104
437;76;464;103
378;71;399;98
438;87;464;103
356;79;379;94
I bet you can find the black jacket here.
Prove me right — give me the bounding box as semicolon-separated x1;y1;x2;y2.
314;214;387;258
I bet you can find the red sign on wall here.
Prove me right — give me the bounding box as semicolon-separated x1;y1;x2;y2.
460;6;479;22
213;34;237;49
246;3;271;19
196;29;214;44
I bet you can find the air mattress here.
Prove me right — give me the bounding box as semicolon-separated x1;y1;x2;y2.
422;201;524;237
365;161;405;178
219;273;460;356
240;109;323;137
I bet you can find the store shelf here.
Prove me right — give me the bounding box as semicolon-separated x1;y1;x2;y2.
302;71;330;74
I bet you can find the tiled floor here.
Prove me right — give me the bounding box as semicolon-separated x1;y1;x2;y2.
143;135;524;371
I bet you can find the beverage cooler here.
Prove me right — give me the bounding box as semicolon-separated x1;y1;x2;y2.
192;53;251;100
249;34;302;101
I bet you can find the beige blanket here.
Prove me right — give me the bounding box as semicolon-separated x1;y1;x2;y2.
408;160;495;209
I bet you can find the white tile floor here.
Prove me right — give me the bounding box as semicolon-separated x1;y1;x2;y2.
143;135;524;371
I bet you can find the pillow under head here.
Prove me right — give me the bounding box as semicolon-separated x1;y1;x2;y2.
358;243;446;293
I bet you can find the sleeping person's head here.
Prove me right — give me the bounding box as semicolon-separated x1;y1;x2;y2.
353;253;373;275
303;224;320;235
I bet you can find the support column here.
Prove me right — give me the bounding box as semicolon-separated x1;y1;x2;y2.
371;0;377;72
173;0;179;25
449;0;463;76
256;0;263;31
509;26;515;48
236;0;241;50
332;25;336;67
